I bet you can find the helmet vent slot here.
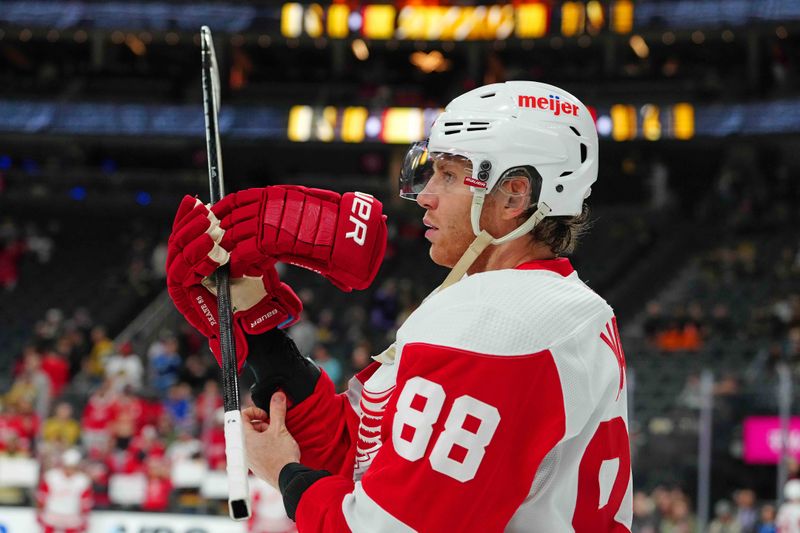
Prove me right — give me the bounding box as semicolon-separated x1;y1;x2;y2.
559;171;573;177
444;130;460;135
444;122;463;127
480;93;496;99
580;143;587;163
570;126;581;136
466;126;489;132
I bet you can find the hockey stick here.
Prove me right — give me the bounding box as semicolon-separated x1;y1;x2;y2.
200;25;251;521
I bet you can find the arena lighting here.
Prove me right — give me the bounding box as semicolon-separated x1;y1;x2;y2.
586;0;605;35
409;50;451;74
691;30;705;44
165;32;179;45
138;32;152;44
282;3;303;38
257;35;271;47
69;187;87;201
721;30;735;42
46;29;59;42
74;30;88;43
641;105;661;141
351;38;369;61
776;26;788;39
303;3;324;38
662;31;675;45
673;103;694;140
596;116;613;137
611;0;633;34
125;34;146;56
111;31;125;45
629;34;649;59
230;34;245;47
19;28;32;42
561;2;585;37
578;35;592;48
362;4;395;39
135;191;152;206
327;4;348;38
515;3;548;39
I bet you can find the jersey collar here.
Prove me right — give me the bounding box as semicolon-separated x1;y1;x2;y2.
514;258;575;277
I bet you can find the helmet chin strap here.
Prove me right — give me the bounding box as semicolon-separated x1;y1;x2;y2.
373;190;551;365
439;189;552;288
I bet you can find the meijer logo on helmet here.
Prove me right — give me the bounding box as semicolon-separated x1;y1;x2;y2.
518;94;579;117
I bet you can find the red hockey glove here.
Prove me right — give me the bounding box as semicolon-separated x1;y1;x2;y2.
211;186;387;291
166;196;302;370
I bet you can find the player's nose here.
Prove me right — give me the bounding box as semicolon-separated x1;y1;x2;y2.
416;185;437;210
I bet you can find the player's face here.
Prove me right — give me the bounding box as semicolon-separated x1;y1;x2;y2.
416;156;476;267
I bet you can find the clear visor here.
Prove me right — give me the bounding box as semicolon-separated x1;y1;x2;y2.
399;140;477;199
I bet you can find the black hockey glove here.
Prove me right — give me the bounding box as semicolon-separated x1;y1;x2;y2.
244;329;321;411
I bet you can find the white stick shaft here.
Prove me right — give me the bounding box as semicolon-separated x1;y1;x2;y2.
224;409;251;519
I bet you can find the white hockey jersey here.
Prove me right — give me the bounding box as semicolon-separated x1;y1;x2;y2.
778;501;800;533
37;468;92;530
285;258;633;532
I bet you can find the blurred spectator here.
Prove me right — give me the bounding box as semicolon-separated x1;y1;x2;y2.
105;341;144;392
87;326;114;378
179;352;215;391
350;341;373;374
41;401;81;448
149;336;182;394
205;408;226;471
709;500;742;533
0;236;26;291
41;348;70;397
677;374;703;411
632;490;658;533
197;380;222;436
734;489;758;533
164;382;195;434
151;240;168;280
0;431;32;505
141;457;172;512
8;346;52;417
312;344;342;386
288;312;318;357
85;445;111;509
370;279;399;332
757;504;776;533
659;493;697;533
24;222;54;263
36;449;92;533
81;382;116;452
167;429;201;463
777;480;800;533
130;425;166;465
111;389;146;432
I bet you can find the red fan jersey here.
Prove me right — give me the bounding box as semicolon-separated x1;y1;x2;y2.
286;258;632;532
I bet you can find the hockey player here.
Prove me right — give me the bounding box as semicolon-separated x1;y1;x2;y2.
778;479;800;533
36;448;93;533
167;81;632;531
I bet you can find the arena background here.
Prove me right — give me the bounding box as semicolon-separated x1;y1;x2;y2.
0;1;799;531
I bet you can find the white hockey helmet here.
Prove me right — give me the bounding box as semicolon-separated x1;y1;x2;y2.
785;479;800;501
400;80;598;220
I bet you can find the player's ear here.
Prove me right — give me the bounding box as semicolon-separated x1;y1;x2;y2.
497;176;531;219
